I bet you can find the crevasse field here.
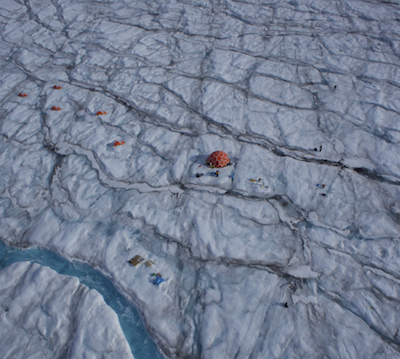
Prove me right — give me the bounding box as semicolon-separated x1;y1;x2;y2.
1;0;400;358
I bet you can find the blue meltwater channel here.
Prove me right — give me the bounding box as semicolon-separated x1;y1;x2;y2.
0;241;163;359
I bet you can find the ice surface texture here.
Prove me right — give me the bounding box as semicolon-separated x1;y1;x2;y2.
0;241;163;359
1;0;400;358
0;261;133;359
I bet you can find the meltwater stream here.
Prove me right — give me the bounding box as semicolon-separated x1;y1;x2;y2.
0;241;163;359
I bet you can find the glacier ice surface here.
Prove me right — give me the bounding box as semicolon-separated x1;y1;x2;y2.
1;0;400;358
0;261;134;359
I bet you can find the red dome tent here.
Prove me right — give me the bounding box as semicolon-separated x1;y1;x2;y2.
206;151;230;168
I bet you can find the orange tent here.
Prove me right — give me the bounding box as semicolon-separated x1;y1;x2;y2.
206;151;230;168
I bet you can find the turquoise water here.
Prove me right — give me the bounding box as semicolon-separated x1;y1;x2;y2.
0;241;163;359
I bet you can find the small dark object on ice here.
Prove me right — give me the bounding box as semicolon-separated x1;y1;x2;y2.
284;302;288;308
196;173;204;178
314;146;322;152
316;184;325;188
215;171;219;177
321;193;326;197
334;85;337;90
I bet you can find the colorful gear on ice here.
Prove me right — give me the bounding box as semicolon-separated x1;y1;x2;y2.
206;151;230;168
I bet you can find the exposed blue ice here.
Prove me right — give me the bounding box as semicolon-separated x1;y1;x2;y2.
0;241;162;359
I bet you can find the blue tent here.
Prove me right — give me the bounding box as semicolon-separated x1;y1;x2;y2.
153;274;165;285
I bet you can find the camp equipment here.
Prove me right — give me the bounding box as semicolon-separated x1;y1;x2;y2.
129;255;145;266
206;151;230;168
153;273;165;285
